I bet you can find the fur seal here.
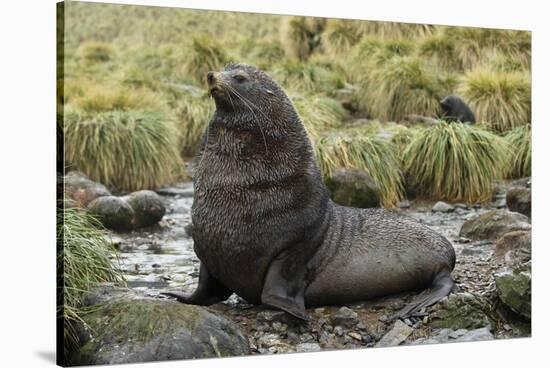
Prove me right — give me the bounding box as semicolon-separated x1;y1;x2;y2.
164;64;456;320
440;95;476;124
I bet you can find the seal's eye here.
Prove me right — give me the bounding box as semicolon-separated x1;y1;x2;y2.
233;75;247;83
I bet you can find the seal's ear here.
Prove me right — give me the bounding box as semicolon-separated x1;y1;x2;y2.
265;88;275;96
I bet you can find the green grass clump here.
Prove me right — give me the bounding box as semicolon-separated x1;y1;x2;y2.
504;125;531;178
459;69;531;132
356;20;434;39
70;83;166;113
315;133;404;207
272;61;345;95
77;41;114;64
419;34;462;70
360;56;441;122
64;108;184;191
351;37;414;69
173;93;213;157
443;27;531;70
240;39;286;69
184;34;229;82
280;16;325;61
322;19;362;55
59;206;124;354
402;121;509;203
293;94;348;139
487;53;525;72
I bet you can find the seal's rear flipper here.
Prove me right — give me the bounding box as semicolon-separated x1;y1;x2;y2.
393;269;455;320
162;262;232;305
261;248;309;321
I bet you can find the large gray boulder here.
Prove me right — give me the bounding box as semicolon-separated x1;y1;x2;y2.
493;230;531;265
506;187;531;217
71;297;250;365
87;196;135;231
123;190;166;228
63;171;111;208
459;210;531;241
325;168;380;208
495;265;531;320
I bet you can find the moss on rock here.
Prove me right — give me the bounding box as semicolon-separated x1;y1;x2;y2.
429;292;498;331
495;265;531;320
71;299;250;365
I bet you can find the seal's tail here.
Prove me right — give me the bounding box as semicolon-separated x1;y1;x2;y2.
393;268;455;320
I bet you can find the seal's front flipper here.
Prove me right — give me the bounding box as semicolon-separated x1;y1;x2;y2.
261;248;309;321
162;262;232;305
394;269;455;320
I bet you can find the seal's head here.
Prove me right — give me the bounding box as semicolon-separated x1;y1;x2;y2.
206;63;288;115
439;95;457;112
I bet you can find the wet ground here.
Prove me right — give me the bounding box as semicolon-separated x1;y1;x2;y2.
106;181;520;353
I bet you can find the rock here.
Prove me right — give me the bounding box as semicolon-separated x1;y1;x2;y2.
455;327;494;342
510;177;531;188
87;196;135;231
331;306;360;328
123;190;166;228
429;292;497;331
155;183;194;197
493;230;531;265
295;342;321;352
397;200;411;209
495;265;531;319
70;299;249;365
432;201;455;213
256;310;302;327
325;168;380;208
459;210;531;241
375;320;413;347
506;187;531;217
493;198;507;209
409;327;493;345
64;171;111;208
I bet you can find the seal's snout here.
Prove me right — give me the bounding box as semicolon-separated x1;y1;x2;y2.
207;71;223;96
207;71;215;85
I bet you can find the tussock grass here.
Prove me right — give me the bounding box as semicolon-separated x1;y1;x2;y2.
357;21;435;39
70;83;166;113
272;61;345;94
59;206;124;354
280;16;325;61
419;34;462;70
184;34;230;82
315;133;404;207
352;37;414;68
359;56;441;122
173;93;213;157
77;41;114;64
120;65;162;90
443;27;531;70
487;52;525;72
402;121;509;203
322;19;362;56
240;39;286;69
293;94;347;139
64;108;185;191
504;125;531;178
459;69;531;132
